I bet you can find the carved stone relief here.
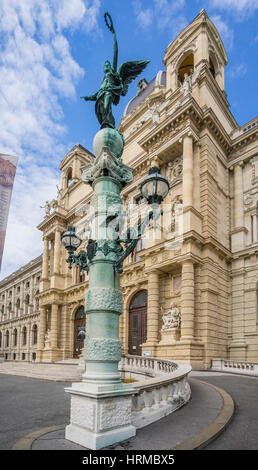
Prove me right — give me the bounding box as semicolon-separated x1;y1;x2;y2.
160;302;181;330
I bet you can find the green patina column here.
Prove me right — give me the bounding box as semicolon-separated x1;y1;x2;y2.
65;128;136;449
83;172;124;388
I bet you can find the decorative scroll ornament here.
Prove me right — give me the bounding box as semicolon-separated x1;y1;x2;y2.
161;302;181;330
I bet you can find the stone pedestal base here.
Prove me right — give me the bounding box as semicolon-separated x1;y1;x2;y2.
159;329;180;345
65;382;136;450
155;340;204;369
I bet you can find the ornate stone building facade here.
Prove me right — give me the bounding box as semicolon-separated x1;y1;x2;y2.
0;10;258;368
0;256;41;361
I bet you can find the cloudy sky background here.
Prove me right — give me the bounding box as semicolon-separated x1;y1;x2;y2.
0;0;257;279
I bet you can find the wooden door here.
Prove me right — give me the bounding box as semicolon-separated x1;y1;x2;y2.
129;305;147;355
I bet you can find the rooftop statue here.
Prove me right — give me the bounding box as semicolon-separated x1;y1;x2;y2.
81;12;149;130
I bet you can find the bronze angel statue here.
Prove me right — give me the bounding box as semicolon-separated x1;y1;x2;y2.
81;12;149;129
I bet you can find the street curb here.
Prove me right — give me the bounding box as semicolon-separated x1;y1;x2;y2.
12;425;65;450
172;378;235;450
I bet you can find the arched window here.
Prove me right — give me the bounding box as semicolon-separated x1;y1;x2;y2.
25;295;30;315
32;325;38;345
13;328;18;347
6;330;9;347
178;53;194;84
22;327;27;345
66;168;73;188
209;57;216;79
0;331;2;348
1;305;4;321
8;302;12;319
16;298;20;317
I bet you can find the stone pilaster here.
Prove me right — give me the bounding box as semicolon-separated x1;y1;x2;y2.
39;307;47;358
183;134;193;208
142;270;160;355
182;133;202;235
229;265;247;360
42;237;49;278
16;326;21;360
27;322;31;360
53;230;61;274
234;163;244;228
50;303;59;350
41;237;50;291
231;163;247;252
180;260;195;341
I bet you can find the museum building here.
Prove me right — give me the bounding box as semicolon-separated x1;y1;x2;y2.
0;10;258;369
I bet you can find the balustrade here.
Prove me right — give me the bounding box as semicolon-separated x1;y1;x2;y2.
119;354;191;429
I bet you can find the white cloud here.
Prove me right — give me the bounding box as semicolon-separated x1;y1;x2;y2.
132;1;153;29
133;0;187;38
0;0;101;279
228;63;247;78
211;14;234;50
209;0;258;16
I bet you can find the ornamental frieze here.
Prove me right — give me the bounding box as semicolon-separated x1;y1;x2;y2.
141;123;185;154
86;287;122;313
85;337;121;362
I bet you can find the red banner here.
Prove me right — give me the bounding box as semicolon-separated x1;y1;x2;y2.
0;154;18;271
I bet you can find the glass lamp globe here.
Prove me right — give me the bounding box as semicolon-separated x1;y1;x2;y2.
61;226;81;254
140;166;170;206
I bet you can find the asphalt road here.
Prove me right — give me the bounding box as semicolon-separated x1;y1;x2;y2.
0;374;70;450
193;373;258;450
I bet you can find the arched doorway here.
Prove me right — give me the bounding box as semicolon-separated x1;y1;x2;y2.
128;290;147;356
73;306;86;358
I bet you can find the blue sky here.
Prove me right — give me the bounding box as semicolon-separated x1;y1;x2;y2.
0;0;257;279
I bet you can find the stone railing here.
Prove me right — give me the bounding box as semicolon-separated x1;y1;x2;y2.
119;354;191;429
211;358;258;377
242;118;258;134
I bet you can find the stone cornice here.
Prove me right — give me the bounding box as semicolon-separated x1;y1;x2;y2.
231;245;258;260
229;127;258;158
37;210;68;234
138;99;202;154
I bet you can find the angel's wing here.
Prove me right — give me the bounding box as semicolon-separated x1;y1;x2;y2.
118;60;150;97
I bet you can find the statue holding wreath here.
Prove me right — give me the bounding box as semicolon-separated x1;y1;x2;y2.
81;12;149;129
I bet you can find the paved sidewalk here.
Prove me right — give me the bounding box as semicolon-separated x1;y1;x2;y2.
0;361;82;381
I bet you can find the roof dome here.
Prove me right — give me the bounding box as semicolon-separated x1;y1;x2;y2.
123;70;166;117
